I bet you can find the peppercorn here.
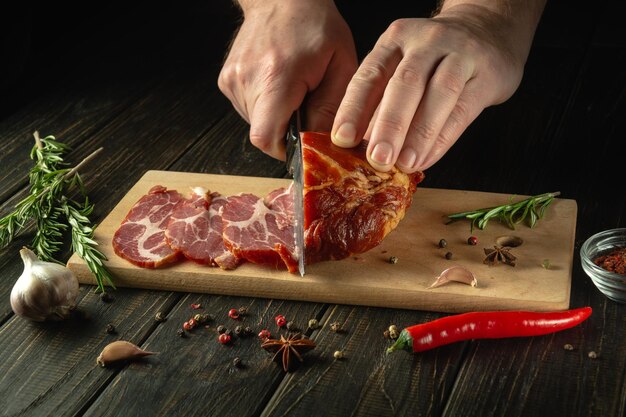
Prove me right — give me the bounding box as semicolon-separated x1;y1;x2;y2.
244;326;253;336
467;236;478;245
445;251;453;260
233;357;243;368
330;322;341;332
383;330;391;339
238;306;248;316
234;325;244;336
333;350;344;359
193;313;204;323
388;325;399;339
100;292;114;303
286;321;296;331
202;313;213;323
217;325;226;334
177;329;185;338
388;325;398;333
438;239;447;248
588;351;598;359
389;256;398;264
275;315;287;327
258;329;271;339
228;308;240;320
308;319;319;330
154;312;167;322
105;323;116;334
218;333;231;344
563;343;574;351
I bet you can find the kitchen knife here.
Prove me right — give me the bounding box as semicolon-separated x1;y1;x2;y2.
285;111;306;276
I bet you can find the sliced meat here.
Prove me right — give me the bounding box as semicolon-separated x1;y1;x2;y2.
222;184;298;272
165;188;241;269
112;185;184;268
302;132;424;264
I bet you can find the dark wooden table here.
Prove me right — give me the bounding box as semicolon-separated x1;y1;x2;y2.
1;1;625;416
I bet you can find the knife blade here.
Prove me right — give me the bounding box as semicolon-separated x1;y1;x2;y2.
285;111;305;276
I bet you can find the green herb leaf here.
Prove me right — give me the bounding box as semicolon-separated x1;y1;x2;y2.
446;192;561;231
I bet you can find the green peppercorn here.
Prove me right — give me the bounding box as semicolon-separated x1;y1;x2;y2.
193;313;204;323
308;319;319;330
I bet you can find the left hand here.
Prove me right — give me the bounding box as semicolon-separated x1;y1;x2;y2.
330;4;542;173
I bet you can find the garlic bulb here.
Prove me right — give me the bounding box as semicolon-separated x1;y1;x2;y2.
10;247;80;321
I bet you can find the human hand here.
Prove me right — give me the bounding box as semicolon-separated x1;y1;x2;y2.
331;2;545;173
218;0;357;160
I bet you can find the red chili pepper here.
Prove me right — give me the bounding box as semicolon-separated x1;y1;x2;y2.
387;307;592;354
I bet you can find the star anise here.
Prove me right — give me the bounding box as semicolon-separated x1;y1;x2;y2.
483;246;516;266
261;333;316;372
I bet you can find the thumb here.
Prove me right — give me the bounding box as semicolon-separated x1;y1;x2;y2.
306;52;357;133
249;81;308;160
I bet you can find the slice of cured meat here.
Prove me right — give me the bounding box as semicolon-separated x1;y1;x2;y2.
222;184;298;272
165;188;240;269
302;132;424;264
112;185;184;268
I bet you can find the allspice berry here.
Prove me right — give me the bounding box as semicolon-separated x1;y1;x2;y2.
333;350;344;359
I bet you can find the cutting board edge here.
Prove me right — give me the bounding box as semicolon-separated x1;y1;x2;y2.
68;254;572;313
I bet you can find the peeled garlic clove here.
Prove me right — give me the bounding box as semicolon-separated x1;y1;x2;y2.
11;247;80;321
97;340;156;367
428;266;478;289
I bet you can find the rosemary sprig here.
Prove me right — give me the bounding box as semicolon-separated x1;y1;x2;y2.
0;132;113;292
446;191;561;231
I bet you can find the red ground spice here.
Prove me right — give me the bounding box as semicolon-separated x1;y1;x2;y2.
593;247;626;274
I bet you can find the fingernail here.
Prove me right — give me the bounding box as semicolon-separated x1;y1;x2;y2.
397;148;417;170
371;142;394;166
333;123;356;147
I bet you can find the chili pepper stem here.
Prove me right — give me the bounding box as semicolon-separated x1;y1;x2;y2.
386;329;413;354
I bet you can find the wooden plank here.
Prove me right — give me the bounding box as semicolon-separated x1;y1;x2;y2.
69;170;577;313
261;305;462;417
81;294;325;417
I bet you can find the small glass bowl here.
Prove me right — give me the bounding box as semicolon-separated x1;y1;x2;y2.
580;228;626;303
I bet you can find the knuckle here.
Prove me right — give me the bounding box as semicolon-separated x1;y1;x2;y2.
432;70;464;98
249;133;273;153
385;19;411;38
354;61;389;86
376;117;406;136
393;64;422;87
410;122;438;142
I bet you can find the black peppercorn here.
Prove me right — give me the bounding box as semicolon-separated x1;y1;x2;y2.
286;321;296;331
105;323;116;334
238;306;248;316
100;292;114;303
234;325;244;336
177;329;185;338
217;325;226;334
244;326;253;336
438;239;447;248
445;251;453;260
233;357;243;368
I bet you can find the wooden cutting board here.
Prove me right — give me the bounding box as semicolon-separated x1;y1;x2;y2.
67;170;577;313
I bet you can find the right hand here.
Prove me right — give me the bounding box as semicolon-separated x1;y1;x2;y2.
218;0;357;160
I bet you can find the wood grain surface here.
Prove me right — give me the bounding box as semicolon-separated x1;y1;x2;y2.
68;170;577;313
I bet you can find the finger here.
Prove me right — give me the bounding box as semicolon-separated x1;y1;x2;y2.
402;53;474;173
331;37;403;148
365;51;436;172
249;81;308;160
363;102;381;141
417;79;484;170
306;50;357;132
218;67;250;124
